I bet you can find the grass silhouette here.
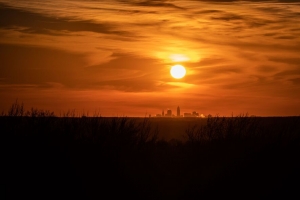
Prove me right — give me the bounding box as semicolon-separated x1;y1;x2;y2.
2;101;300;199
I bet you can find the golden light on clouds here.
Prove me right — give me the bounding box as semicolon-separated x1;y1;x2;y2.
156;49;201;64
170;54;190;62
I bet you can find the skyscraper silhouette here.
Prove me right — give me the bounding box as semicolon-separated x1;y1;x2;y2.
167;109;172;116
177;106;180;117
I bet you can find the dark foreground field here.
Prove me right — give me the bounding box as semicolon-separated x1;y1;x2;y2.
2;115;300;199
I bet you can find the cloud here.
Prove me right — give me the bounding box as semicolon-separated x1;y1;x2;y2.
268;56;300;66
256;65;278;73
210;13;244;21
273;69;300;79
0;43;177;92
117;0;185;9
195;0;300;2
0;43;87;86
289;77;300;85
0;3;129;36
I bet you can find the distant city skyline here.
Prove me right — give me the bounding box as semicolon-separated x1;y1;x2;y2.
155;106;205;118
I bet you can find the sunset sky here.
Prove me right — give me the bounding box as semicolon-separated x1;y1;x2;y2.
1;0;300;117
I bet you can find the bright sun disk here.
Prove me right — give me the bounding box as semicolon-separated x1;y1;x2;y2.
170;64;186;79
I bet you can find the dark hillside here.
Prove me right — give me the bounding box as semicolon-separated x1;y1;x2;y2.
2;115;300;200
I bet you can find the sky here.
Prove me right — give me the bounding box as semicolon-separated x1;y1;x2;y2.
1;0;300;117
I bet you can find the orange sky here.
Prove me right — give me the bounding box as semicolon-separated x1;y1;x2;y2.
1;0;300;116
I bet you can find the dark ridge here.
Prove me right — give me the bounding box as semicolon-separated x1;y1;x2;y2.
2;101;300;199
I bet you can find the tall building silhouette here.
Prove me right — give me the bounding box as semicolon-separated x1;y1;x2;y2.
165;109;172;116
177;106;180;117
162;110;164;116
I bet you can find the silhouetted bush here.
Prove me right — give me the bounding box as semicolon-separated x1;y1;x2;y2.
4;99;55;117
2;101;300;200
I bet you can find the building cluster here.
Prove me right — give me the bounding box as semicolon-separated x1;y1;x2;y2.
155;106;205;118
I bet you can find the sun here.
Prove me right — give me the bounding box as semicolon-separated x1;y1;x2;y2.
170;64;186;79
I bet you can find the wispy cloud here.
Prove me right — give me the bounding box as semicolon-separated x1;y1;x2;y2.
0;4;130;36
